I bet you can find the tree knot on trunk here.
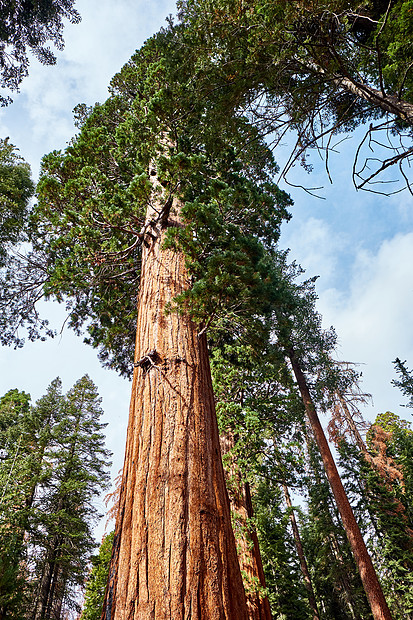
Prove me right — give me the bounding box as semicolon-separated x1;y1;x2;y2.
134;349;162;373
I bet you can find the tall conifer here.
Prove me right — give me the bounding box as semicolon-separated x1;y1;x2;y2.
31;375;111;620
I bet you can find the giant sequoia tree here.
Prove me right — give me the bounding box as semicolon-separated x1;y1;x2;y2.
29;28;292;618
1;12;402;619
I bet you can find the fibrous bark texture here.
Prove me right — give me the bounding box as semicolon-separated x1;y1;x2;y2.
103;182;248;619
220;433;272;620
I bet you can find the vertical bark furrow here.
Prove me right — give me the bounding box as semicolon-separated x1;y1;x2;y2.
220;433;273;620
103;193;248;619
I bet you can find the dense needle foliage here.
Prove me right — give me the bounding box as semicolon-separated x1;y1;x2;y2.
177;0;413;191
0;137;34;263
80;531;115;620
1;27;291;375
0;376;111;619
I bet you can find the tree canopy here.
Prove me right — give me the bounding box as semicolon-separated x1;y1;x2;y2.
0;376;111;618
0;137;34;264
176;0;413;193
1;27;292;375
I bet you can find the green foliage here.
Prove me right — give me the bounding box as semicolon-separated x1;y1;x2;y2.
0;138;34;263
338;434;413;620
0;377;111;619
211;336;306;479
0;389;33;617
0;138;41;349
373;410;412;434
209;305;325;618
302;441;373;620
2;28;291;375
207;246;366;618
253;480;311;620
29;375;112;619
392;358;413;409
374;1;413;101
81;531;114;620
393;427;413;528
0;0;81;105
163;144;291;333
336;380;413;620
177;0;413;190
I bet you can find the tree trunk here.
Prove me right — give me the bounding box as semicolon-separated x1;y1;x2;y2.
301;58;413;125
281;483;320;620
44;562;59;620
102;170;248;619
336;394;369;455
333;74;413;126
49;568;66;620
33;539;60;620
220;433;272;620
288;348;393;620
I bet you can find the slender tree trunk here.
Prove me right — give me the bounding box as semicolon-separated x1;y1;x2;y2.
33;474;73;618
332;393;383;538
220;433;272;620
44;562;60;620
102;168;248;618
281;483;320;620
327;530;364;620
35;562;52;620
49;569;66;620
33;529;66;620
336;394;369;455
288;348;393;620
305;435;372;619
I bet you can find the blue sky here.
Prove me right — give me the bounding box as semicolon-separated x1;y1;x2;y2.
1;0;412;539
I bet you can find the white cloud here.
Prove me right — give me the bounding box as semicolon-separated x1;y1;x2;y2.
281;216;347;285
1;0;177;177
318;232;413;421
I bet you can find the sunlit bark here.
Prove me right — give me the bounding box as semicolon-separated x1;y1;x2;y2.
220;433;272;620
103;167;248;619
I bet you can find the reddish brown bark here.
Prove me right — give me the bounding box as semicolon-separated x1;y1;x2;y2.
288;348;393;620
102;180;248;619
220;434;272;620
281;483;320;620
